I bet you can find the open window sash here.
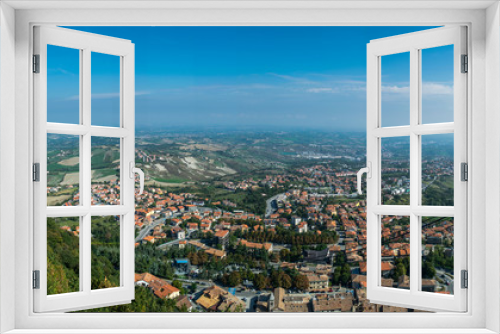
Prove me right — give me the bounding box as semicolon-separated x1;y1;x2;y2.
33;26;136;312
366;26;467;312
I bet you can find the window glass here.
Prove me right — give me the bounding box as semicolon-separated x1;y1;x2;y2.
381;137;410;205
47;45;80;124
421;45;454;124
91;137;121;205
47;134;80;206
91;52;121;127
421;134;454;206
47;217;80;295
381;215;410;290
421;217;454;295
381;52;410;127
91;216;121;290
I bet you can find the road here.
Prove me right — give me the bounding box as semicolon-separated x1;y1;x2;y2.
265;193;284;218
422;176;438;192
135;206;231;243
435;268;454;294
157;238;183;249
135;217;168;242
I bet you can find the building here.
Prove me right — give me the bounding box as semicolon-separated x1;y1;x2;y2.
142;235;155;244
239;239;273;253
269;287;286;312
254;293;272;312
306;274;329;293
283;294;311;312
304;248;334;264
175;295;193;312
134;272;180;299
195;285;245;312
214;229;229;248
312;293;354;312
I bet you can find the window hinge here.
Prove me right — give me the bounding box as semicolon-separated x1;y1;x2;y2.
33;163;40;182
33;54;40;73
33;270;40;289
461;54;468;73
461;162;468;181
461;270;468;289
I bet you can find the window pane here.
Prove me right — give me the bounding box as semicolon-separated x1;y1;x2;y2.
421;45;454;124
91;52;120;127
47;45;80;124
421;134;454;206
91;216;121;290
381;52;410;127
47;217;80;295
381;137;410;205
91;137;120;205
47;134;80;206
421;217;454;295
381;215;410;289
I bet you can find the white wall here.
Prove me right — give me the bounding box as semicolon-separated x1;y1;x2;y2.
0;2;16;333
485;2;500;333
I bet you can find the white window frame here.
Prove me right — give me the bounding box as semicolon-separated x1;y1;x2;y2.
33;26;136;313
1;1;499;333
366;26;467;312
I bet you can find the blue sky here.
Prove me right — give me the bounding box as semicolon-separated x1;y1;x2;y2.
47;26;454;130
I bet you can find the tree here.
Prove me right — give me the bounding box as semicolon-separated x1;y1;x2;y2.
271;270;292;289
332;263;351;285
394;262;407;280
253;273;267;290
190;282;198;293
340;263;351;285
334;251;346;266
281;273;292;289
172;280;183;290
422;260;436;279
228;271;242;287
294;274;309;291
279;249;291;262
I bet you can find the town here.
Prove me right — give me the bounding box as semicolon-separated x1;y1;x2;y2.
46;131;455;313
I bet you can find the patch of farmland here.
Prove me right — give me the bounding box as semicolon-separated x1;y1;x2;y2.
58;157;79;166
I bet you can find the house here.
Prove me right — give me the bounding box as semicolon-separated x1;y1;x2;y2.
134;272;180;299
142;235;155;244
283;294;311;312
239;239;273;253
175;295;193;312
269;287;286;312
254;293;272;312
304;248;333;264
134;272;159;287
195;285;245;312
306;274;329;293
171;226;185;239
214;229;229;247
149;279;180;299
312;293;354;312
297;222;308;233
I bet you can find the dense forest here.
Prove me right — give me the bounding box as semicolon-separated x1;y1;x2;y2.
47;217;80;295
47;217;189;312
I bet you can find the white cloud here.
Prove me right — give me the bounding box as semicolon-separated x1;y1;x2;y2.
382;83;453;95
306;87;337;93
382;85;410;94
422;82;453;95
65;90;151;101
268;73;317;85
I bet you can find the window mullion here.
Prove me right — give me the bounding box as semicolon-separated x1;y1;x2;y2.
81;48;92;294
409;47;420;294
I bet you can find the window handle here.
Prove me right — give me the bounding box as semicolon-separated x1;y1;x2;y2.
130;162;144;195
357;162;371;195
